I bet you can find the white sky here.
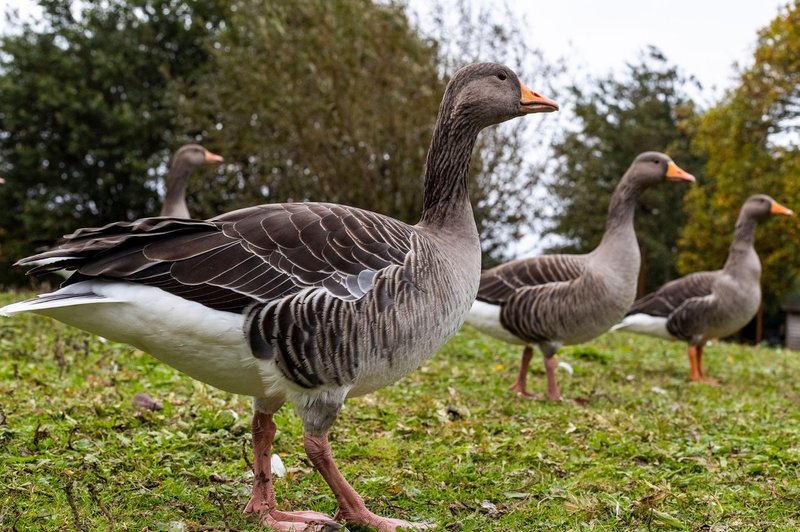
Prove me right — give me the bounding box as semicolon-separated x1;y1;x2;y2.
1;0;786;101
412;0;789;104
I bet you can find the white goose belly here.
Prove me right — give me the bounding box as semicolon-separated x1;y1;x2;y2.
28;281;272;397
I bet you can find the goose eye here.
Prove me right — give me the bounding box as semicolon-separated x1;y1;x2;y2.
497;72;507;81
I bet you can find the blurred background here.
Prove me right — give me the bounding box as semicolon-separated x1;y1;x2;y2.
0;0;797;344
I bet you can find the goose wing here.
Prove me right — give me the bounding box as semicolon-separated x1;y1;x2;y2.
20;202;416;314
627;271;720;318
476;254;587;305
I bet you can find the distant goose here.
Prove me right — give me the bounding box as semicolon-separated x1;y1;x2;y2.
467;152;695;401
612;194;793;384
161;144;224;218
1;63;557;531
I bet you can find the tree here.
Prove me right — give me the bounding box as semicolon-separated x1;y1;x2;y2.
179;0;557;267
0;0;557;285
543;46;704;295
678;1;800;336
0;0;227;284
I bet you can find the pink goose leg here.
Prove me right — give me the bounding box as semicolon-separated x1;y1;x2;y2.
245;411;338;530
304;433;434;531
509;345;537;398
510;345;562;401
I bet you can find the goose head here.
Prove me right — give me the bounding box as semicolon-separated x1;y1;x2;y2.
169;144;224;179
741;194;794;221
445;62;558;130
625;151;696;188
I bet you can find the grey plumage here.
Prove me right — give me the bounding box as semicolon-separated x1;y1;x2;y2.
4;62;558;530
620;194;792;347
467;152;695;400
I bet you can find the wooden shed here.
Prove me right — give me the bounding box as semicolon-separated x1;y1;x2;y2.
782;296;800;350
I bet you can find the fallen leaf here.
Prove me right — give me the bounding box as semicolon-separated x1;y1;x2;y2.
133;392;163;411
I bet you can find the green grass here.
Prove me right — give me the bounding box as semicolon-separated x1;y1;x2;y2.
2;290;800;530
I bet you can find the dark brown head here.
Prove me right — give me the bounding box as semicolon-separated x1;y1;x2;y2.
442;62;558;130
624;151;695;188
740;194;794;222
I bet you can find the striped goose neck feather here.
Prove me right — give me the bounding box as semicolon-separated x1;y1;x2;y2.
418;108;480;228
419;62;534;229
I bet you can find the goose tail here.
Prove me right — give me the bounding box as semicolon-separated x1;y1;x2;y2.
610;313;674;340
0;292;122;316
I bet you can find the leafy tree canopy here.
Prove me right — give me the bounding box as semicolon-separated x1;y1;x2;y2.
0;0;227;284
678;1;800;331
179;0;556;267
0;0;556;284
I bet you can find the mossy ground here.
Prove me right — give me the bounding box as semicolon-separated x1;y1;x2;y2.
2;291;800;530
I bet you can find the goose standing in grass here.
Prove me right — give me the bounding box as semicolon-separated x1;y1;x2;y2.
466;152;695;401
161;144;224;218
612;194;793;384
1;62;557;531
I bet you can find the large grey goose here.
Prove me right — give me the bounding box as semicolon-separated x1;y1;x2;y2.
612;194;793;384
0;62;558;531
466;152;695;401
161;143;224;217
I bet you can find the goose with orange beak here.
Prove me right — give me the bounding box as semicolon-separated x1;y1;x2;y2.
467;152;695;401
613;194;793;384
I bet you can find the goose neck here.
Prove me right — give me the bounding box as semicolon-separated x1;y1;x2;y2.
598;178;641;248
160;163;191;218
723;214;759;273
418;114;481;229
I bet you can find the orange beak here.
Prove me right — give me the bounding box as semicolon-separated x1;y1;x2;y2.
519;82;558;114
204;149;224;164
665;160;696;183
770;200;794;216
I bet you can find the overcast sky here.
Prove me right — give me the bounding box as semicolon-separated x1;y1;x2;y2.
412;0;789;104
2;0;788;102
